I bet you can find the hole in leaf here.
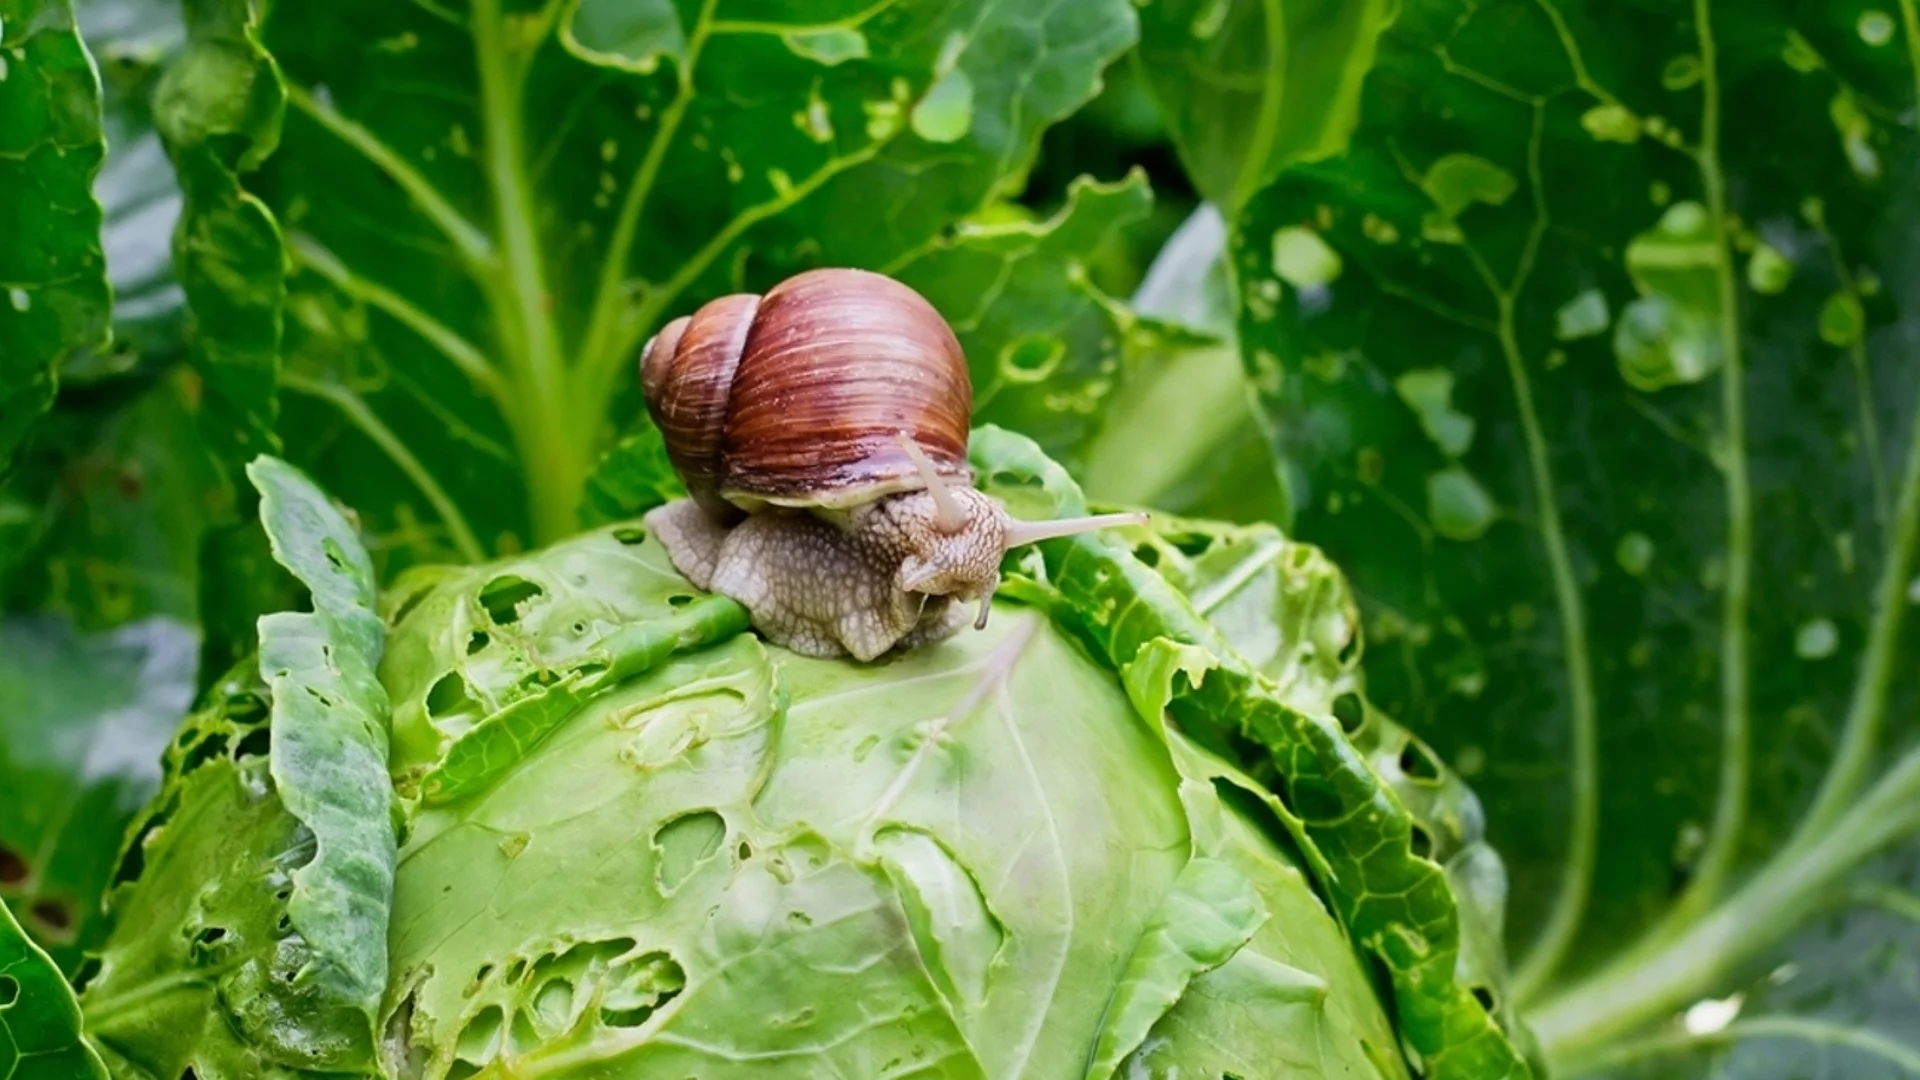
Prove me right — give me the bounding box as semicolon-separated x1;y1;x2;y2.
1133;544;1162;568
456;1004;505;1065
667;594;694;608
510;1006;542;1053
225;691;269;726
507;958;528;983
235;727;271;760
0;974;17;1006
447;1063;480;1080
1471;984;1496;1013
428;671;481;719
194;926;228;945
322;537;349;572
1170;533;1217;557
467;631;490;655
30;898;73;933
179;732;231;772
1408;825;1433;861
736;841;753;862
1332;692;1365;735
653;812;725;892
600;952;685;1028
1399;739;1443;783
612;526;646;545
0;845;27;885
71;956;101;993
479;575;544;625
1337;632;1361;666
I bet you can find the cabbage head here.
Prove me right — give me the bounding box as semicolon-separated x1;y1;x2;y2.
73;447;1525;1079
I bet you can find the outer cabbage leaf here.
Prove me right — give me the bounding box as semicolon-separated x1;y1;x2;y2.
0;616;196;970
248;455;395;1033
0;897;108;1079
971;424;1533;1079
367;522;1403;1078
1222;0;1920;1072
83;666;385;1077
0;0;111;471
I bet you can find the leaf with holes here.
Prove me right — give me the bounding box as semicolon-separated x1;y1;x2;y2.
1226;0;1920;1073
88;457;1422;1077
249;454;395;1037
970;424;1534;1078
152;0;1141;576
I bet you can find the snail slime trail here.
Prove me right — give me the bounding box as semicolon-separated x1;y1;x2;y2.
637;268;1146;661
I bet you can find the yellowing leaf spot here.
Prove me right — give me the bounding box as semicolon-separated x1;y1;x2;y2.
865;99;903;141
1362;213;1399;243
1662;54;1703;89
911;69;974;144
1819;290;1865;346
1581;104;1640;143
1782;30;1824;72
1616;532;1654;576
1556;289;1611;340
784;28;869;66
1394;369;1476;457
1746;243;1793;294
1271;227;1342;288
1427;468;1496;541
1421;153;1516;219
1831;92;1882;179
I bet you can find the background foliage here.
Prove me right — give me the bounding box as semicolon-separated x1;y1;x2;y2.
3;0;1918;1077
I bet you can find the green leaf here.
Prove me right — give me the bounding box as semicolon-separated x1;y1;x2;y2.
368;521;1399;1077
1083;856;1268;1077
971;425;1533;1079
222;0;1139;564
82;679;384;1075
1227;0;1920;1071
0;0;111;471
1135;0;1395;212
580;414;684;527
152;0;285;464
0;896;108;1079
0;615;197;970
247;455;394;1032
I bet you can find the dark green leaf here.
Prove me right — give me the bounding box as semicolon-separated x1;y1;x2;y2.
1227;0;1920;1071
0;896;108;1079
0;0;111;470
239;0;1136;565
896;172;1150;473
0;615;196;971
1135;0;1394;212
580;414;684;527
971;424;1533;1079
153;0;285;463
248;455;394;1032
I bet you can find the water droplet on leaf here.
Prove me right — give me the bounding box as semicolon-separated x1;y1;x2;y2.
1858;10;1895;45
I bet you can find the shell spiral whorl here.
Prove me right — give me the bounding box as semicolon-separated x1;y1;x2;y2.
639;268;974;519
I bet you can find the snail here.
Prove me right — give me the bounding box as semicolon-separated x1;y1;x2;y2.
637;267;1145;661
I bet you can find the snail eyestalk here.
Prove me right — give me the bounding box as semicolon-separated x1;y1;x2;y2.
1004;510;1150;549
974;592;992;631
894;430;967;533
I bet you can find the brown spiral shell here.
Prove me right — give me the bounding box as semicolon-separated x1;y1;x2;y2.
640;268;975;516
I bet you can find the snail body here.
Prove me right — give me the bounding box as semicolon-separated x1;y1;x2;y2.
639;268;1142;661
